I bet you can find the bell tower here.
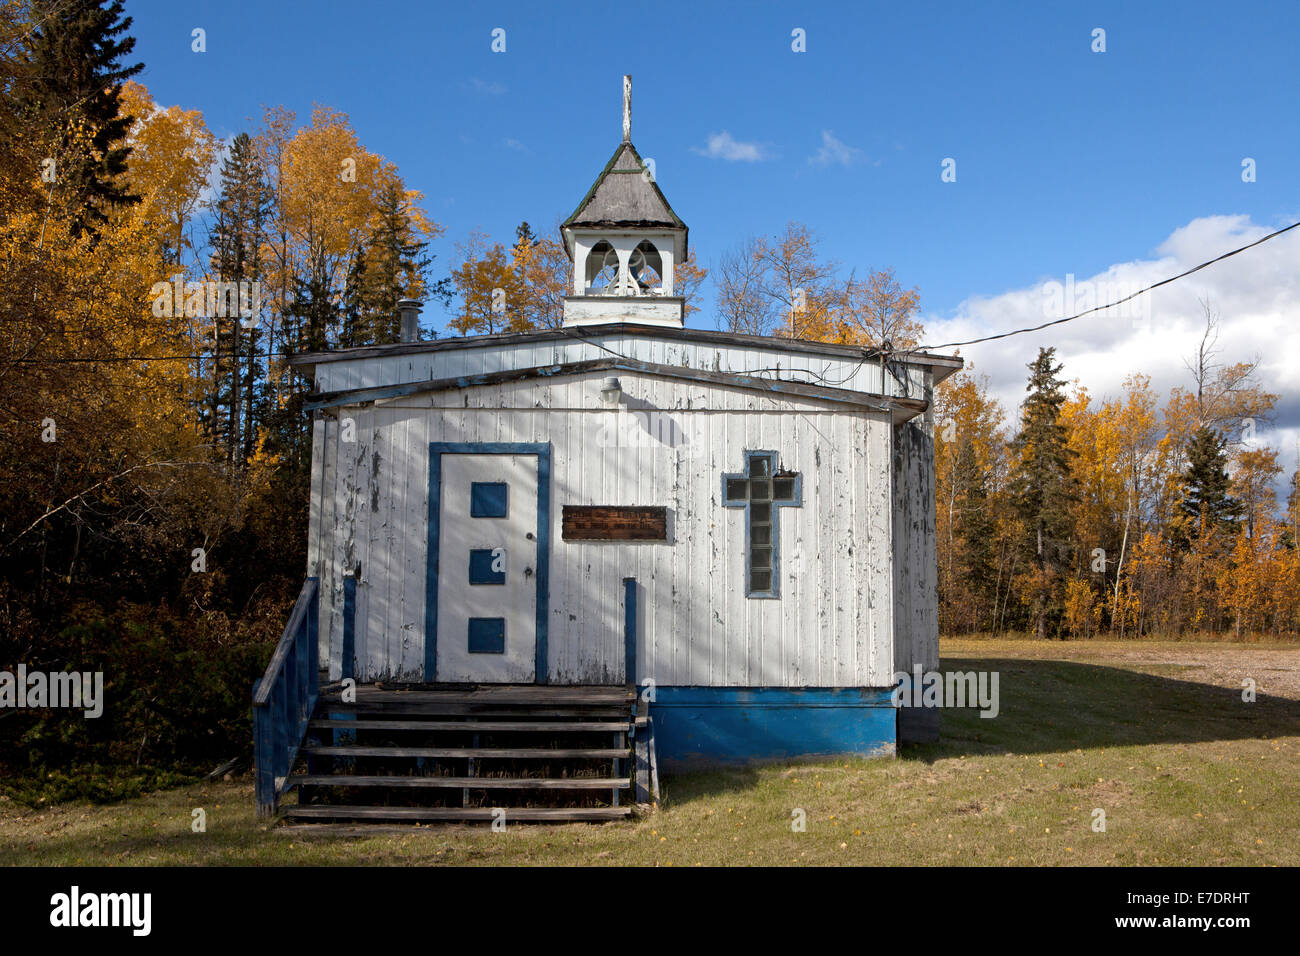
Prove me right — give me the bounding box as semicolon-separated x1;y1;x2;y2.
560;75;688;328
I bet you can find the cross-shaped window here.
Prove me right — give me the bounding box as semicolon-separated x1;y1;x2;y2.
721;450;802;598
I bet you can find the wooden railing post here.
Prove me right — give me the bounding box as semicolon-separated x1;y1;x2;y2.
307;577;320;678
253;678;273;818
252;577;323;821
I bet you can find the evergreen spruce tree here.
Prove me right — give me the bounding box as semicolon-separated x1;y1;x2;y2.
261;269;335;473
1175;425;1243;541
208;133;273;463
953;432;997;629
340;246;372;348
341;180;436;346
514;221;537;249
20;0;143;238
1284;467;1299;549
1009;347;1077;638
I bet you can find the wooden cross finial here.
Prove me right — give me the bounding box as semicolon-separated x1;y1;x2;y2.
622;75;631;142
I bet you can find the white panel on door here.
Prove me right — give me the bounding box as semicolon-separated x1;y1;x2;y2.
436;454;539;682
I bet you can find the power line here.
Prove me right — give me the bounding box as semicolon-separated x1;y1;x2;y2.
4;327;866;392
3;350;298;364
912;218;1300;353
15;215;1300;369
556;320;854;387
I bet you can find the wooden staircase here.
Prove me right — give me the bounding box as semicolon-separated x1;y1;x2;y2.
277;683;638;824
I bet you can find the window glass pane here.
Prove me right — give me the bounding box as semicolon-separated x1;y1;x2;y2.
470;482;508;518
467;617;506;654
468;548;506;585
749;456;770;477
750;479;769;500
726;478;748;500
772;478;795;500
750;569;771;593
751;502;771;523
751;524;771;545
751;547;771;570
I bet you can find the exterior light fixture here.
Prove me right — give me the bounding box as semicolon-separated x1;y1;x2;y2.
600;376;622;404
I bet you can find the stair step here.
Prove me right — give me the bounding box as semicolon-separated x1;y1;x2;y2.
322;705;632;718
319;687;635;706
287;775;629;790
301;745;628;759
278;684;637;824
281;805;632;822
309;719;632;732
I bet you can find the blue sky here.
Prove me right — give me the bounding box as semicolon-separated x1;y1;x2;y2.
126;1;1300;462
125;1;1300;321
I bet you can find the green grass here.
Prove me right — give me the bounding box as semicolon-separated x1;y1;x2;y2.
3;640;1298;866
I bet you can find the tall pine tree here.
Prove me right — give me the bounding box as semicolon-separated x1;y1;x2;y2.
340;180;435;346
1175;425;1242;541
952;431;997;630
340;179;447;348
1009;347;1077;638
208;132;273;463
20;0;143;238
1285;466;1299;549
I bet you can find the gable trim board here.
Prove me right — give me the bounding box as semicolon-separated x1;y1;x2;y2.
304;356;926;423
425;442;552;683
287;322;963;377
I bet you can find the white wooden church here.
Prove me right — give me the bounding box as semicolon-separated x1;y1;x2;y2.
265;78;958;811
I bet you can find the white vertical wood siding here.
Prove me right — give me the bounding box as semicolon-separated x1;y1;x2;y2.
891;418;939;675
306;368;901;688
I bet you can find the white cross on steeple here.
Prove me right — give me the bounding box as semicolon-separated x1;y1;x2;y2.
622;75;631;143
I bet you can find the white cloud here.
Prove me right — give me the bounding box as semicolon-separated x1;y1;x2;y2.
197;134;235;209
468;77;506;95
691;131;770;162
923;213;1300;484
808;129;861;167
504;138;528;152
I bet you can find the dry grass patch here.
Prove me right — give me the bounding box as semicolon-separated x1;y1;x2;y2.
3;640;1298;866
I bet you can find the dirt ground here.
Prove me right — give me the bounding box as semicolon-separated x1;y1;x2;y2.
944;638;1300;699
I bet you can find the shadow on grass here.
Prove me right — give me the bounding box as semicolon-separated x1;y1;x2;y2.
657;765;761;806
903;657;1300;764
9;658;1296;846
663;657;1300;801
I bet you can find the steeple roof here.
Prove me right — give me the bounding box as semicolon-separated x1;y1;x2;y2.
560;140;688;257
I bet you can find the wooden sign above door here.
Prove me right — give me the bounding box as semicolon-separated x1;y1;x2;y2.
561;505;668;541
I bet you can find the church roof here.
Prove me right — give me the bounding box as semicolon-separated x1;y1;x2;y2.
561;141;688;254
302;355;930;423
288;322;964;387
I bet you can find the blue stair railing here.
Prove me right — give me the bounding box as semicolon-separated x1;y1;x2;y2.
252;577;320;819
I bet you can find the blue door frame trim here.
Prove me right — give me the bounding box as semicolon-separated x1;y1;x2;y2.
623;577;637;684
341;575;357;681
425;442;552;683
